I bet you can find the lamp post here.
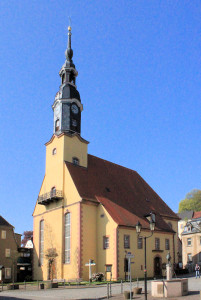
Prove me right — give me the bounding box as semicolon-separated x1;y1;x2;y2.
136;212;155;300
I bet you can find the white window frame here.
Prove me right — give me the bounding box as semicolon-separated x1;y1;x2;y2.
124;235;130;249
155;238;160;250
103;236;109;249
165;239;170;250
187;253;192;262
5;268;11;279
187;238;192;246
64;213;71;264
1;230;6;239
5;249;11;258
138;237;143;249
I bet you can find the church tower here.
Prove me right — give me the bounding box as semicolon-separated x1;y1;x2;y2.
52;26;83;135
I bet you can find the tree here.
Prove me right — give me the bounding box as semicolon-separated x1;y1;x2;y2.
45;248;58;280
178;189;201;213
21;231;33;247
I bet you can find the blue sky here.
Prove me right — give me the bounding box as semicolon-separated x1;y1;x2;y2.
0;1;201;234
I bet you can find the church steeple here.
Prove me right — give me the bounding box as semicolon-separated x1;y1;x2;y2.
52;26;83;136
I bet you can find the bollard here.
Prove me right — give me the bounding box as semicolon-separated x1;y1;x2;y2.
37;280;39;290
2;281;3;291
110;282;112;297
121;279;123;294
64;279;65;288
107;283;109;299
24;280;26;290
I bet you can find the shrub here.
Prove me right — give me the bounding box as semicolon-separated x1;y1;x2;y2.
92;272;104;282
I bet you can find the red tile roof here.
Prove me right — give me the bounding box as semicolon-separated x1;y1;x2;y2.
66;155;178;232
193;211;201;219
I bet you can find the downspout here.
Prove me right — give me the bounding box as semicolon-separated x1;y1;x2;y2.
173;233;175;264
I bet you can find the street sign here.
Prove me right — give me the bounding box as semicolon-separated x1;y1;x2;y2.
126;254;134;259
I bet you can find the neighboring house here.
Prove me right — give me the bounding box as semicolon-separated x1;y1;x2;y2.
25;240;33;249
33;27;180;281
181;211;201;271
17;247;32;282
177;210;194;239
0;215;21;282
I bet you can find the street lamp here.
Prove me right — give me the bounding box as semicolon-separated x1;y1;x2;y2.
135;212;155;300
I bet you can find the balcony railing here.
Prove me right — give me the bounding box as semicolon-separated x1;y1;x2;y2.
38;189;63;205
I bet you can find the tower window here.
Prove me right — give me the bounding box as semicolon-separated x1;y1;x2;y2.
72;157;79;166
52;148;57;155
55;119;60;132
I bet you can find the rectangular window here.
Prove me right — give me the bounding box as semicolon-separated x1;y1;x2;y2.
105;265;112;272
165;239;170;250
124;235;130;249
5;268;11;279
187;253;192;262
1;230;6;239
64;213;71;263
138;237;143;249
103;236;109;249
39;220;44;265
5;249;11;258
187;238;191;246
155;238;160;250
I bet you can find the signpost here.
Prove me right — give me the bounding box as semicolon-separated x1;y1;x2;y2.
85;259;96;282
126;253;134;300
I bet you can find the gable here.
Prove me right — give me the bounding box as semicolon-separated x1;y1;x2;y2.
66;154;179;232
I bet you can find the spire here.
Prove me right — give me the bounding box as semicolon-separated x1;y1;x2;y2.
65;26;74;65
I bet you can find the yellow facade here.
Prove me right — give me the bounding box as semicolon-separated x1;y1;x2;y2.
33;132;179;281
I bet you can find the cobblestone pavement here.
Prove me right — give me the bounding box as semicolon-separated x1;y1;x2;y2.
0;275;200;300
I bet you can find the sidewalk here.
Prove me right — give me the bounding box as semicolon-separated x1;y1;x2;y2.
110;291;200;300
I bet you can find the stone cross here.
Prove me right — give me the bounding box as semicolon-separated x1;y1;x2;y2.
85;259;96;282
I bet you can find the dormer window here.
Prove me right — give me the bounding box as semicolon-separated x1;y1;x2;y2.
55;119;60;132
72;157;79;166
52;148;57;155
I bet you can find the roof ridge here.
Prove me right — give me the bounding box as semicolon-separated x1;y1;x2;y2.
88;154;138;174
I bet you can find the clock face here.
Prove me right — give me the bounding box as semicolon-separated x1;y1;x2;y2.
72;119;77;127
71;104;79;114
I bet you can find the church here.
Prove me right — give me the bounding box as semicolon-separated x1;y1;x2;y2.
33;27;179;281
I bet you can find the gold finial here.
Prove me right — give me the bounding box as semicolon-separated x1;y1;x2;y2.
68;26;71;32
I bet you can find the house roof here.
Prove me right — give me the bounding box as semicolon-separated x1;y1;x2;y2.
177;210;194;220
66;154;178;232
193;211;201;219
0;215;13;228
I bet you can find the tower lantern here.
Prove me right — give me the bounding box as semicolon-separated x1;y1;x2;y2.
52;26;83;135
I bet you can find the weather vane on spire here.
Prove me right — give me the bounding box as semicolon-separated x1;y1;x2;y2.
68;16;72;32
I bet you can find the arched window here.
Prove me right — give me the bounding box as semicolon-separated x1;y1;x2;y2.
52;148;57;155
64;213;71;263
72;157;79;166
55;119;60;132
51;187;56;197
39;220;44;265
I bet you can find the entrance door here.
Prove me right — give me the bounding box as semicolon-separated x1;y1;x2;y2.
154;257;162;277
